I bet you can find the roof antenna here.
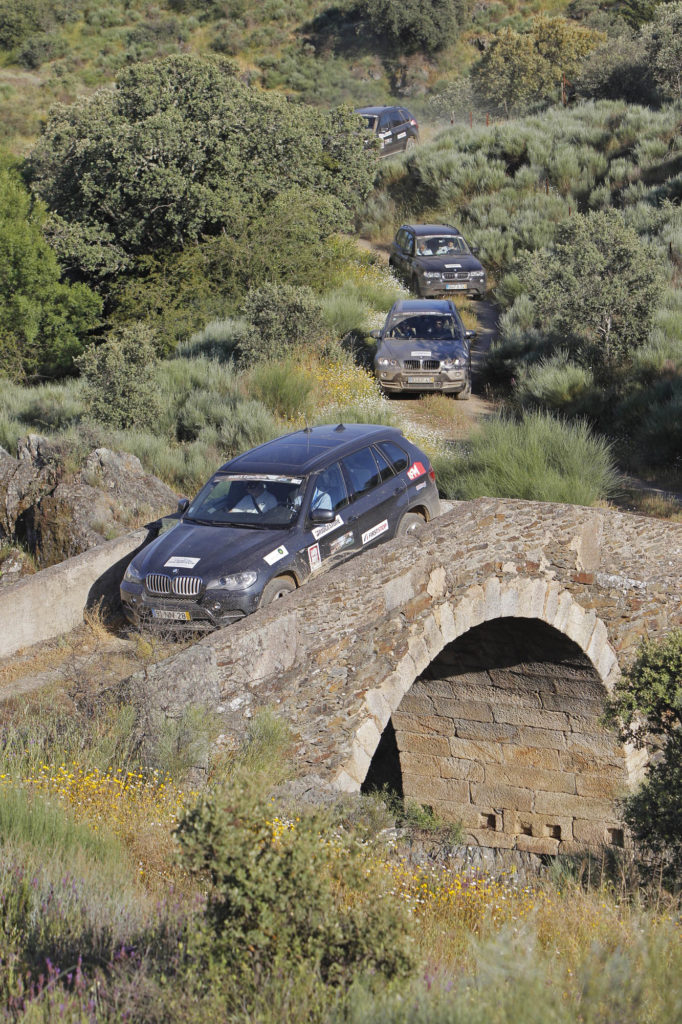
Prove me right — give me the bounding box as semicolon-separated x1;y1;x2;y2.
303;414;311;434
334;422;345;432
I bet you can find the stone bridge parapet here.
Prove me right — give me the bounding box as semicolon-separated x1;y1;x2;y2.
133;498;682;855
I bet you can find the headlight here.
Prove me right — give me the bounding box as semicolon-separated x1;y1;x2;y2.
217;571;258;591
442;358;462;369
422;271;441;279
123;562;144;583
376;357;398;367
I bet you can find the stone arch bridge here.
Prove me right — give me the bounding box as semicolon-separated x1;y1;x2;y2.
135;499;682;856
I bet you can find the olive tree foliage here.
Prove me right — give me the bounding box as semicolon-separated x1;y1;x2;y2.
0;165;101;382
76;323;159;429
27;55;376;280
360;0;460;52
236;283;323;365
513;209;665;379
472;16;605;115
641;1;682;102
606;631;682;884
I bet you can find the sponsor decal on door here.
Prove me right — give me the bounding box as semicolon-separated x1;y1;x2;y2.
263;545;288;566
361;519;389;545
406;461;426;481
307;543;322;572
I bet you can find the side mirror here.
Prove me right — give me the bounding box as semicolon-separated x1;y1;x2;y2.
310;508;335;525
177;497;190;515
369;329;381;340
465;330;477;340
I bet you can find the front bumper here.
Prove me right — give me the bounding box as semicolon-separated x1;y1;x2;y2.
419;279;486;298
120;581;258;631
376;369;470;394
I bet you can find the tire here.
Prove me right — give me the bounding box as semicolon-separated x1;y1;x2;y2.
397;512;425;537
455;378;472;401
405;137;417;152
260;576;296;608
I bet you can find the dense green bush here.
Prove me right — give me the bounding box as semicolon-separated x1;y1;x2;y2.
432;411;619;505
0;167;102;381
175;779;416;989
360;0;461;53
607;631;682;883
77;323;159;430
237;283;323;365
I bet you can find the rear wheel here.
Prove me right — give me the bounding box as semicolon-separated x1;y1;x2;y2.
405;137;417;152
260;576;296;608
397;512;425;537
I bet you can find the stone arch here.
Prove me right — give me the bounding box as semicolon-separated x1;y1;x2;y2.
335;578;637;852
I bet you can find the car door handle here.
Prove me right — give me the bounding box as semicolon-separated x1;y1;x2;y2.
347;513;359;523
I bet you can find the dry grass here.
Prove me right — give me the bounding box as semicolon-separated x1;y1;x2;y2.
616;488;682;521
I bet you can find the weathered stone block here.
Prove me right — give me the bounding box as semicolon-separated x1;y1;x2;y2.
515;834;560;856
567;732;625;765
534;790;615;819
440;757;485;782
470;783;533;812
492;706;569;730
575;771;628;799
403;774;469;805
504;811;573;841
432;696;494;722
516;726;567;749
399;751;444;776
465;828;517;849
501;745;560;771
397;692;434;716
449;736;505;764
485;763;576;795
454;720;519;742
395;731;451;757
391;711;454;736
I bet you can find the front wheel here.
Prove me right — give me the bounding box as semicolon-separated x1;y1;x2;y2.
397;512;425;537
260;576;296;608
455;379;472;401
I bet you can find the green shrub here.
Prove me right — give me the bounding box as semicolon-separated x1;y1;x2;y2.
237;283;323;365
514;351;605;418
433;411;619;505
359;0;459;53
179;318;249;362
76;323;160;430
249;359;316;420
175;779;416;989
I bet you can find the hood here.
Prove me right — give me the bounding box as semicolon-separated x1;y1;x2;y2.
414;253;483;273
376;337;468;362
130;520;294;582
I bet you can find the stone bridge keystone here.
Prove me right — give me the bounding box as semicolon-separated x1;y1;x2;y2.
133;499;681;855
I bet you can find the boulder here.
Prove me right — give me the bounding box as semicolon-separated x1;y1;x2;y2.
0;441;57;540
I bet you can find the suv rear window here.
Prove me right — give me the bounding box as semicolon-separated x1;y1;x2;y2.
377;441;409;473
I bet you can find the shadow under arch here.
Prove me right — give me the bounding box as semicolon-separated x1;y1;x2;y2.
340;579;636;853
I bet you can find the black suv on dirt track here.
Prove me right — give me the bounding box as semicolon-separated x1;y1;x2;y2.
120;424;440;631
389;223;487;298
356;106;419;157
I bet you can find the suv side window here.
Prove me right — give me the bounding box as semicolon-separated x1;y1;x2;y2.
404;231;414;255
341;448;381;500
396;228;407;251
377;441;409;473
311;463;348;514
372;445;395;483
389;109;404;129
377;112;391;134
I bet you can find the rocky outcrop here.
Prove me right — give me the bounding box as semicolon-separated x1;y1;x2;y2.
0;437;178;568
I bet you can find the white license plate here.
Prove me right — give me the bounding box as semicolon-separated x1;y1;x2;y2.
408;376;435;384
151;609;191;621
446;283;467;290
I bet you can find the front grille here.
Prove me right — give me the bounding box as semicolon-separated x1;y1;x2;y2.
443;271;469;281
145;574;204;597
172;575;203;597
402;358;441;370
146;573;171;595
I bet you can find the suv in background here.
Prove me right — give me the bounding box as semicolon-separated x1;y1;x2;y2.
356;106;419;157
372;299;475;399
120;423;439;631
389;223;487;298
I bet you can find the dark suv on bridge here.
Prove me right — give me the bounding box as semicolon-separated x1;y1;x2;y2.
120;423;439;631
389;223;487;298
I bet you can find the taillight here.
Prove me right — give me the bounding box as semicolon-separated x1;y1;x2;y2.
410;119;418;127
428;467;436;482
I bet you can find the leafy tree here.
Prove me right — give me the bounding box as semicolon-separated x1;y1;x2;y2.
76;323;159;429
607;631;682;883
0;166;101;381
642;1;682;101
515;209;665;379
472;16;605;114
27;55;375;279
361;0;460;53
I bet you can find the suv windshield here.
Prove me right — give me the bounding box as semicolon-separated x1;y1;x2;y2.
185;474;306;528
360;115;377;130
416;236;469;256
387;313;463;342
